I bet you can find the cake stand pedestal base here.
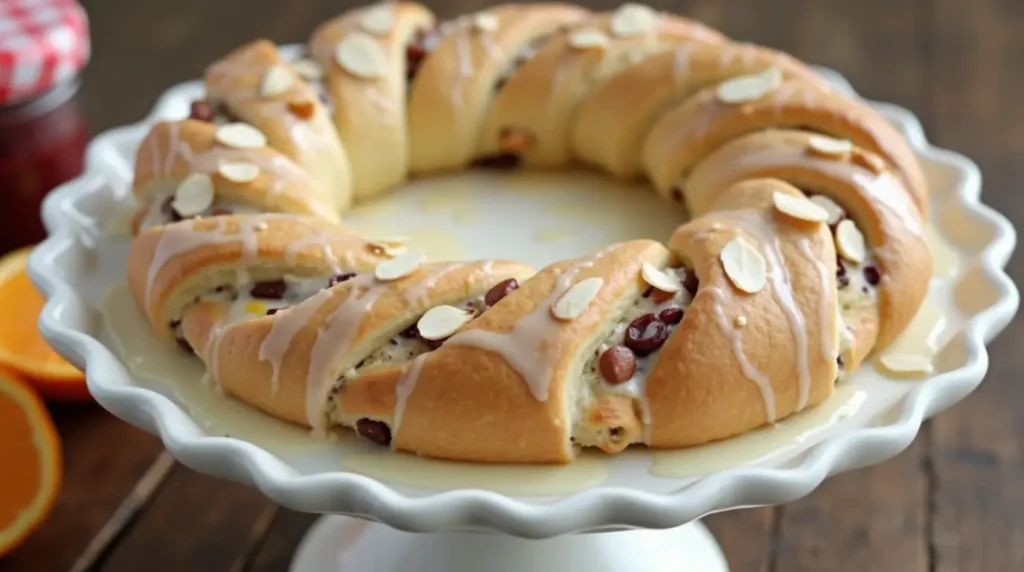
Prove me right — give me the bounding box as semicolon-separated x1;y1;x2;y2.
290;515;729;572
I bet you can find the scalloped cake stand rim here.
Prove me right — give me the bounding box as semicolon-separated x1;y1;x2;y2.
27;64;1020;538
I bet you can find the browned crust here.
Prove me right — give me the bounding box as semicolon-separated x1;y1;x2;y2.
642;78;928;214
309;2;436;201
181;259;534;428
572;41;824;179
336;240;670;463
648;179;839;447
408;3;590;174
478;9;727;168
204;40;353;210
126;214;383;343
131;120;340;234
685;130;931;351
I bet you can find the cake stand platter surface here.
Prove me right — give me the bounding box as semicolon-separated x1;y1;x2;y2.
29;60;1018;572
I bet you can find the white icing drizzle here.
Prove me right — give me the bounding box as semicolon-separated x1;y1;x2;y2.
304;274;390;430
712;210;813;411
704;286;777;422
392;353;427;436
449;19;479;112
205;46;333;150
445;249;609;401
259;287;334;394
281;227;364;272
720;145;924;236
150;121;315;196
144;213;338;310
798;238;838;362
670;43;694;82
402;262;463;306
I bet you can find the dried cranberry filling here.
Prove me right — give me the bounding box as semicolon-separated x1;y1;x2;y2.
250;280;287;300
471;152;521;170
188;98;237;124
836;257;850;289
176;336;194;354
406;28;441;83
161;196;184;223
328;273;356;288
484;278;519;306
624;314;669;357
863;265;881;286
356;418;392;446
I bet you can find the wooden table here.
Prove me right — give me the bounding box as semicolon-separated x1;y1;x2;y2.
3;0;1021;570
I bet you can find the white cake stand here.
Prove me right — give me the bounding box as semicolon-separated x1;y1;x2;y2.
27;65;1019;572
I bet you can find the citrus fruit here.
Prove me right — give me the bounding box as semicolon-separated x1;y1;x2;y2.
0;366;62;556
0;247;88;401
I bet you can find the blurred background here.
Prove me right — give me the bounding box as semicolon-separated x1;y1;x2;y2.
0;0;1021;571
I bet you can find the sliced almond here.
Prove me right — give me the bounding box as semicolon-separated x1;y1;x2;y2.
715;67;782;104
640;262;680;293
260;64;294;97
471;11;499;33
809;195;845;225
374;250;425;281
879;354;933;376
287;99;316;120
610;3;658;37
851;148;887;174
171;173;215;216
568;29;609;50
360;4;394;35
417;305;473;340
551;277;604;321
773;191;829;223
835;219;867;263
335;33;388;79
806;135;853;159
214;123;267;149
290;58;324;81
217;161;260;183
720;237;766;294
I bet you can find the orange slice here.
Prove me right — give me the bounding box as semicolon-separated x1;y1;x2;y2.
0;247;88;401
0;366;62;556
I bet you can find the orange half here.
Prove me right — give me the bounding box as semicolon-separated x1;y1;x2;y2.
0;247;88;400
0;366;62;556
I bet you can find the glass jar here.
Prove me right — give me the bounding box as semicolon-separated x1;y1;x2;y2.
0;80;88;254
0;0;91;255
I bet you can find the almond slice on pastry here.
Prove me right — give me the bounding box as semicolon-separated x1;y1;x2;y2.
407;3;589;174
308;2;436;201
181;259;533;429
201;40;353;210
132;120;340;234
126;214;387;345
647;178;840;447
335;240;670;462
477;7;726;169
572;41;824;181
684;130;931;367
641;77;928;213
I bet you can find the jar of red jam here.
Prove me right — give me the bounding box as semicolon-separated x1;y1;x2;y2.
0;0;90;255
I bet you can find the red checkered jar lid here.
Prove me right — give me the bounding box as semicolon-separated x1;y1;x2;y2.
0;0;90;106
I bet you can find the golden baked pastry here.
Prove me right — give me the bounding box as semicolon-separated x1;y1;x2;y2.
125;1;931;464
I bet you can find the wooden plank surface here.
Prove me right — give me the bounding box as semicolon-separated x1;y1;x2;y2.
3;0;1021;571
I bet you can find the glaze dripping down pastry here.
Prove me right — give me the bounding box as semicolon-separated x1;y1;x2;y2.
125;1;931;464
